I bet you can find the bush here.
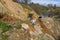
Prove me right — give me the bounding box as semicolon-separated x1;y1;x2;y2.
2;25;12;33
12;0;18;3
16;24;22;29
1;34;9;40
0;21;12;33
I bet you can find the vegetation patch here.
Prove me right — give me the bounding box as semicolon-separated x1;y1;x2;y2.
1;34;9;40
21;4;32;11
16;24;22;29
0;21;12;33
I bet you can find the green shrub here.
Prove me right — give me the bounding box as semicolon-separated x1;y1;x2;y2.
16;24;22;29
0;21;12;33
1;34;9;40
2;25;12;33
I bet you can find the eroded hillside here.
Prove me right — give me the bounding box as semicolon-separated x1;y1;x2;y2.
0;0;60;40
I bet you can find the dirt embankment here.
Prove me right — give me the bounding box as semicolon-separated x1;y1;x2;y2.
0;0;26;20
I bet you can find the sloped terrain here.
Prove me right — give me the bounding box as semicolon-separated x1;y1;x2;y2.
29;4;48;15
0;0;26;20
0;0;60;40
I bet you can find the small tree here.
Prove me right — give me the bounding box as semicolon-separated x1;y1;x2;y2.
12;0;18;3
53;4;56;9
12;0;31;4
23;0;31;4
20;0;24;3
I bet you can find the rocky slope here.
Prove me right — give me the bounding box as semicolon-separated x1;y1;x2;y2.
0;0;60;40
